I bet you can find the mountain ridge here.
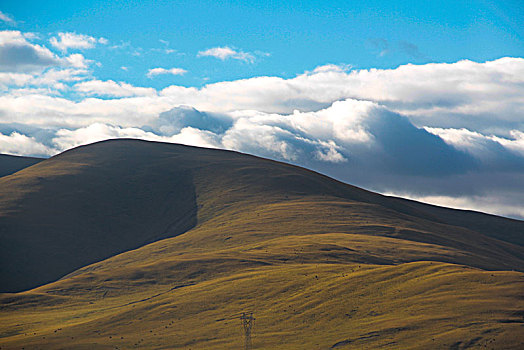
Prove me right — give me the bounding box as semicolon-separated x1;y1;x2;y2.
1;138;522;293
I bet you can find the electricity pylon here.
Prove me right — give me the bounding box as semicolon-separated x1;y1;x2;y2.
240;312;255;350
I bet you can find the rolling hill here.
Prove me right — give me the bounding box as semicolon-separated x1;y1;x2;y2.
0;139;523;349
0;153;43;178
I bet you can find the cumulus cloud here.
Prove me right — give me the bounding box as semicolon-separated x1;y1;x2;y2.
425;127;524;170
49;32;107;52
29;67;89;90
52;123;159;150
215;100;475;178
63;53;92;68
198;46;255;63
0;72;34;89
50;123;221;152
146;67;187;78
0;132;56;156
0;31;92;74
493;130;524;155
147;106;232;135
0;31;62;72
0;67;88;92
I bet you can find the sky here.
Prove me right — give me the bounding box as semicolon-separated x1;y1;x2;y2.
0;0;523;218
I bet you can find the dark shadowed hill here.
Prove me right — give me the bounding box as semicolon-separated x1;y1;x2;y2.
1;139;524;349
0;154;43;178
0;139;522;293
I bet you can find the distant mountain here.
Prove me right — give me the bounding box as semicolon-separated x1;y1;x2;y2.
0;139;522;349
0;153;43;178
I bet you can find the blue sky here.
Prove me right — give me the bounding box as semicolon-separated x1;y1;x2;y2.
0;1;523;218
1;0;522;88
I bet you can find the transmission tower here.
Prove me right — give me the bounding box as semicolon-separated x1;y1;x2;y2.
240;312;255;350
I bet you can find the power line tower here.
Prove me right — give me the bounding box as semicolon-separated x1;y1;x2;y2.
240;312;255;350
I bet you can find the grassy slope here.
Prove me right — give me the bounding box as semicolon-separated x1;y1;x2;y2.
0;260;523;349
0;142;198;292
1;139;523;349
0;154;43;178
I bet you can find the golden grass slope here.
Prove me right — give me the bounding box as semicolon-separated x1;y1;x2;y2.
1;259;523;349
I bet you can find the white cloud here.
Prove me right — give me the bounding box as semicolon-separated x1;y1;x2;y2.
0;72;34;89
166;127;222;149
49;32;107;52
29;68;89;90
164;57;523;133
492;130;524;155
50;123;221;152
36;68;88;83
0;31;93;76
425;127;488;152
149;57;524;135
0;132;56;156
311;64;351;73
0;93;168;129
53;123;157;150
0;67;88;92
146;67;187;78
0;31;61;72
197;46;255;63
63;53;91;68
0;11;15;24
150;106;232;135
425;127;524;160
74;80;157;97
2;56;522;135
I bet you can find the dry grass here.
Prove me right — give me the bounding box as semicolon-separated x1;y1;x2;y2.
1;139;523;349
1;261;523;349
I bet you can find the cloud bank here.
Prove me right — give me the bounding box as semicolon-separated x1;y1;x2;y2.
0;29;522;218
2;98;522;218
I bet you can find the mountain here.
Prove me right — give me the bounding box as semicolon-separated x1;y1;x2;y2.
0;139;523;349
0;153;43;178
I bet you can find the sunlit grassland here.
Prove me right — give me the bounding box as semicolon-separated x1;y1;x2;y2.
1;261;523;349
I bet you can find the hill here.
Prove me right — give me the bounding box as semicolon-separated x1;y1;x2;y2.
0;153;43;178
0;139;523;349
